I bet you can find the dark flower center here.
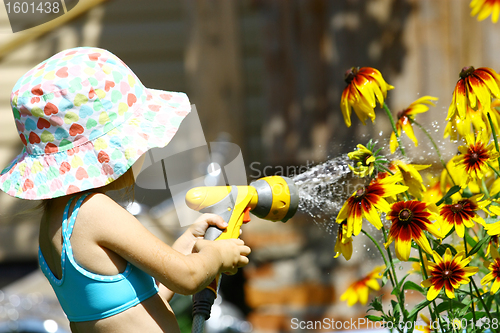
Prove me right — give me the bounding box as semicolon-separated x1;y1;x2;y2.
493;263;500;277
451;203;464;213
460;66;475;79
442;269;452;279
345;67;359;84
397;110;406;120
398;208;412;222
355;187;365;198
469;152;479;164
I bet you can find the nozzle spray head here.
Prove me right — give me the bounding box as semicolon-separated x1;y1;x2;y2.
249;176;299;222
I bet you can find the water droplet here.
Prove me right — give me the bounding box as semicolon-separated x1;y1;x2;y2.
399;266;403;270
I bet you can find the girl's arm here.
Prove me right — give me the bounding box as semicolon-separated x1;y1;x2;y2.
161;214;228;301
79;193;250;295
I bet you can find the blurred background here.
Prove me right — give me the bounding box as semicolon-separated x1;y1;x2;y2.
1;0;500;332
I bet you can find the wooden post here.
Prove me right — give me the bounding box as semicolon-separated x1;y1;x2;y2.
184;0;245;150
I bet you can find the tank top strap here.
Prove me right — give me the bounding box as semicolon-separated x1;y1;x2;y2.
62;192;92;241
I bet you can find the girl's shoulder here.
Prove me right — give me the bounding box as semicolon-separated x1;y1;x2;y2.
76;192;143;240
77;192;129;227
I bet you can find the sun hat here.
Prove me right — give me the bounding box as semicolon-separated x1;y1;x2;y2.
0;47;191;200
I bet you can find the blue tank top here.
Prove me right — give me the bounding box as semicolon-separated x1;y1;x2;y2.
38;193;159;322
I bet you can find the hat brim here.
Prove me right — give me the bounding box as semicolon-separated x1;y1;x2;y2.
0;88;191;200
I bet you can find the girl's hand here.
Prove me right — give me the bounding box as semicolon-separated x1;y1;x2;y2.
172;214;228;255
194;238;251;275
188;213;228;239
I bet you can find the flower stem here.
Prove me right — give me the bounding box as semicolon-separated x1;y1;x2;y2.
383;102;406;157
463;239;477;330
381;227;399;288
482;178;491;199
412;119;456;186
487;161;500;179
361;228;395;287
381;227;407;323
418;249;441;329
487;112;500;171
471;278;497;333
377;164;395;175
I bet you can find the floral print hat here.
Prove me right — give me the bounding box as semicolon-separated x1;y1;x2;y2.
0;47;191;200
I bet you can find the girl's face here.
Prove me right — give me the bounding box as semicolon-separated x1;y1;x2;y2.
132;154;146;182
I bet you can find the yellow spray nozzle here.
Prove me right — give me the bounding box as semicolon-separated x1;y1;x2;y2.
185;176;299;224
249;176;299;222
185;186;233;211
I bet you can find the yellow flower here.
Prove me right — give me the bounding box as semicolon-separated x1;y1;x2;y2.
348;144;376;177
486;235;500;256
481;246;500;293
390;96;438;154
423;174;444;204
444;105;490;142
470;0;500;23
489;99;500;136
484;203;500;236
340;266;384;306
421;248;479;301
439;194;487;238
448;66;500;121
385;201;442;261
391;160;430;199
336;173;408;238
334;221;353;261
455;134;499;187
440;156;482;194
416;314;432;333
340;67;394;127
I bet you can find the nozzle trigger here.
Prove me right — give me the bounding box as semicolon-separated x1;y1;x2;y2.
243;206;251;223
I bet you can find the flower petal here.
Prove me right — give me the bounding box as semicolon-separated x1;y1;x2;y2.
426;285;441;301
340;88;352;127
363;204;383;230
401;117;418;146
395;236;412;261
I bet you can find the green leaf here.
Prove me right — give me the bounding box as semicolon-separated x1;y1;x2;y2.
392;257;420;265
391;274;410;296
367;296;384;313
407;299;432;321
464;311;487;320
468;236;490;257
402;281;424;294
365;315;383;322
434;243;458;257
433;299;469;314
436;185;461;206
483;217;500;225
381;274;388;287
464;231;477;248
391;300;401;322
456;299;473;318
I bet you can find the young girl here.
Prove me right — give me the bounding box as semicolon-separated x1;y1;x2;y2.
0;47;251;332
